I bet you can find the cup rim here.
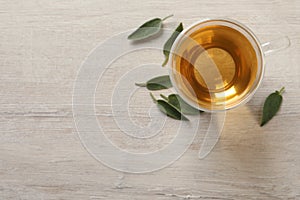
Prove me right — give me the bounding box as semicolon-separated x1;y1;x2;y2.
168;18;265;112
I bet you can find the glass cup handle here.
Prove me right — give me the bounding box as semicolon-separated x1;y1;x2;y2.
261;36;291;56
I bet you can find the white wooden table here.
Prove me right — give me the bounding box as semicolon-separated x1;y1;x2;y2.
1;0;300;199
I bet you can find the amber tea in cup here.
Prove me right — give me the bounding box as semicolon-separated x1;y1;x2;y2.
169;19;264;112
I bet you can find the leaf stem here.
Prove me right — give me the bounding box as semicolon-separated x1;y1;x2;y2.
135;82;147;87
279;87;285;95
150;92;157;103
162;57;168;67
162;14;174;21
160;94;168;101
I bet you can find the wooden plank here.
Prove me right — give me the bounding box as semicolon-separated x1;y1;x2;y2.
0;0;299;199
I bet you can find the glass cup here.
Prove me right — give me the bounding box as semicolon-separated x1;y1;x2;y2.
168;18;290;112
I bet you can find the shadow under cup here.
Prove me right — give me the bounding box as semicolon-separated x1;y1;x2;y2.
169;19;264;112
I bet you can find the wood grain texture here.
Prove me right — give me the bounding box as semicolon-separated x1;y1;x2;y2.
0;0;300;199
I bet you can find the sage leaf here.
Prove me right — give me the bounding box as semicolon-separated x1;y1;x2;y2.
162;22;184;66
150;93;189;121
157;100;189;121
162;94;203;115
135;75;172;90
260;87;285;127
128;15;173;41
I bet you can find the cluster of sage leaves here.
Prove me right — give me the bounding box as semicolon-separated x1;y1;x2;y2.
128;15;284;126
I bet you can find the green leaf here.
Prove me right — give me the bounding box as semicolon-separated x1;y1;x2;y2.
128;15;173;41
167;94;203;115
260;87;285;126
135;75;172;90
157;99;189;121
162;22;184;66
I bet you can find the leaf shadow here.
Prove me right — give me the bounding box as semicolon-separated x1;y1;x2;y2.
245;93;264;125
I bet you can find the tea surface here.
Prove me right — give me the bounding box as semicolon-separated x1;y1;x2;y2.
172;24;258;110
